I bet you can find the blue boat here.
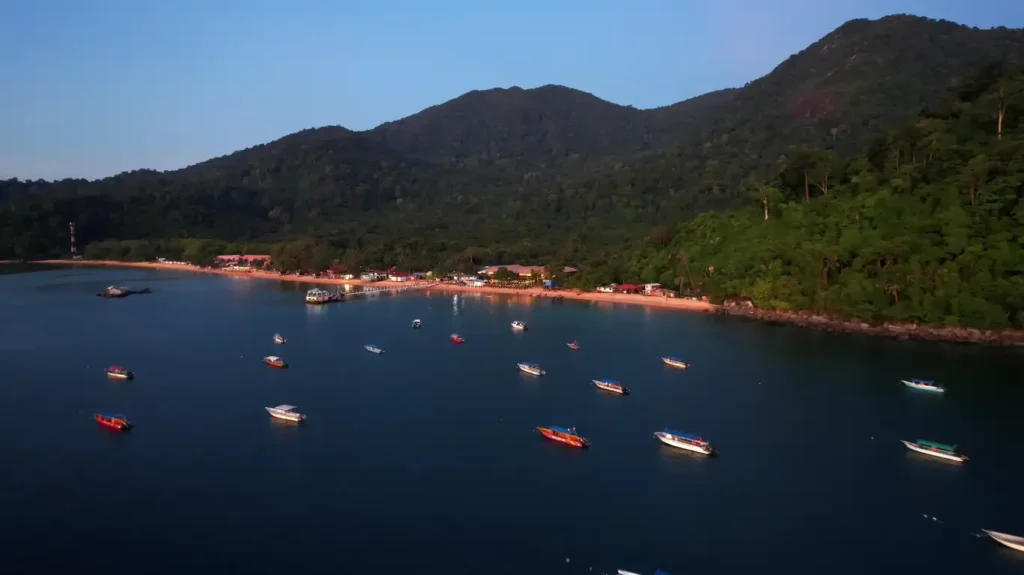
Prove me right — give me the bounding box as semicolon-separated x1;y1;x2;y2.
364;344;384;354
901;378;945;393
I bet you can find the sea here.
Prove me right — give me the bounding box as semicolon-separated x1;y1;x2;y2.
0;264;1022;574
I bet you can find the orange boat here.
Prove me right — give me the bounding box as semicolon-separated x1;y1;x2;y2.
94;412;132;431
263;355;288;368
450;333;465;344
537;426;590;448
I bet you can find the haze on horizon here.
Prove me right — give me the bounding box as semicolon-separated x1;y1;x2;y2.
1;0;1023;181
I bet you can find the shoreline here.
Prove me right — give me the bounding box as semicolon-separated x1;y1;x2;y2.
27;259;1024;346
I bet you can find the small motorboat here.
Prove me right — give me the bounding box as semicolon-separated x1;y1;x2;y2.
105;366;134;380
411;319;422;329
364;344;384;354
654;428;715;455
661;356;690;369
567;341;580;350
265;404;306;422
273;333;287;344
263;355;288;368
902;378;946;393
94;412;132;431
537;426;590;448
511;320;527;331
901;439;967;462
981;529;1024;552
450;333;465;344
517;362;545;376
593;379;630;395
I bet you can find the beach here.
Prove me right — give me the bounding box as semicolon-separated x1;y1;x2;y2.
33;260;719;314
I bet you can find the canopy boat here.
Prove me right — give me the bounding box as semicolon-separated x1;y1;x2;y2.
901;378;946;393
265;404;306;422
593;379;630;395
511;320;527;330
273;333;287;344
105;366;134;380
263;355;288;368
305;288;331;304
537;425;590;448
364;344;384;354
981;529;1024;553
411;319;422;328
661;357;690;369
94;412;132;431
567;341;580;350
654;428;715;455
901;439;967;462
450;333;465;344
517;362;545;376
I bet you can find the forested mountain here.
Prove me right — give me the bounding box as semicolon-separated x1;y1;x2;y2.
2;15;1024;329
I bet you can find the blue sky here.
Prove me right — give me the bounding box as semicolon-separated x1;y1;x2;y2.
1;0;1022;180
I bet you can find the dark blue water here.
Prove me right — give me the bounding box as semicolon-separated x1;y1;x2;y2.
1;266;1022;574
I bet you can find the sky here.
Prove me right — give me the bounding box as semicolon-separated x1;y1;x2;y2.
1;0;1023;180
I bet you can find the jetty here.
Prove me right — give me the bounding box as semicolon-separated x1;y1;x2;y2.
305;282;437;304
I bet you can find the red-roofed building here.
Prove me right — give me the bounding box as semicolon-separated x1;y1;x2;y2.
616;284;639;294
388;271;413;282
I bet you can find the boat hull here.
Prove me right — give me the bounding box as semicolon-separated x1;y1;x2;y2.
105;372;133;380
661;358;689;369
94;416;131;431
518;364;545;376
266;410;304;422
264;360;287;368
901;380;945;393
654;432;714;455
593;380;629;395
538;427;589;448
901;440;966;462
982;530;1024;552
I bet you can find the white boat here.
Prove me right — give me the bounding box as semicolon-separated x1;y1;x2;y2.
901;439;967;462
273;333;287;344
618;570;644;575
982;529;1024;552
901;378;946;393
661;356;690;369
411;319;422;328
517;362;545;376
511;320;527;330
265;404;305;422
305;288;330;304
654;428;715;455
593;379;629;395
364;344;384;354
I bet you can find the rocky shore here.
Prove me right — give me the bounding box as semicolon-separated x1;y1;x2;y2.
719;300;1024;346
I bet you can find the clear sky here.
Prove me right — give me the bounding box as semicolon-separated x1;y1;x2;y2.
1;0;1022;180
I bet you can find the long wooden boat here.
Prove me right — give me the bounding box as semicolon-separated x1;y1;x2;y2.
982;529;1024;552
263;355;288;368
654;428;715;455
901;439;967;462
537;426;589;448
105;366;134;380
517;362;545;376
902;378;946;393
94;412;132;431
593;379;629;395
661;357;690;369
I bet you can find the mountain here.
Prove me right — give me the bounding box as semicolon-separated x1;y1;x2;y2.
3;15;1024;269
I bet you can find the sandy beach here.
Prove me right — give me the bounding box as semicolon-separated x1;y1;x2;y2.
33;259;718;314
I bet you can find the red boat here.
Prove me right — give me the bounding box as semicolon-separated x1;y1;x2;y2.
450;333;465;344
537;426;590;448
94;412;132;431
567;341;580;350
263;355;288;368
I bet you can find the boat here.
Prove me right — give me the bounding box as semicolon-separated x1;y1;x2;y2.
537;425;590;448
654;428;715;455
412;319;422;328
94;412;132;431
305;288;331;304
517;362;545;376
364;344;384;354
901;439;967;462
981;529;1024;552
593;379;630;395
511;320;527;330
567;341;580;350
450;333;465;344
105;366;134;380
618;571;672;575
265;404;306;422
661;356;690;369
901;378;946;393
273;333;287;344
263;355;288;368
97;285;151;298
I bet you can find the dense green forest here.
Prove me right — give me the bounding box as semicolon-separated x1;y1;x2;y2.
1;16;1023;329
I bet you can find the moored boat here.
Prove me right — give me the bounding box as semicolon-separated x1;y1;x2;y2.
263;355;287;368
901;378;945;393
517;362;545;376
901;439;967;462
593;379;629;395
305;288;331;304
105;366;134;380
364;344;384;354
412;319;422;328
661;357;690;369
450;333;465;344
265;404;306;422
537;425;590;448
94;412;132;431
981;529;1024;552
654;428;715;455
511;320;527;330
273;333;287;344
567;341;580;350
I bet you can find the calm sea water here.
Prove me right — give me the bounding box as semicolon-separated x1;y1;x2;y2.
0;265;1022;574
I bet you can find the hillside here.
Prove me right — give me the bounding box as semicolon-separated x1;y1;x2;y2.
2;15;1024;272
